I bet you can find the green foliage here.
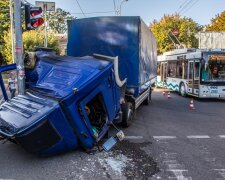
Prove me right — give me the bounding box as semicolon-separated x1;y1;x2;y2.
0;0;10;59
206;11;225;32
0;0;10;42
2;30;60;64
150;14;202;54
47;8;74;34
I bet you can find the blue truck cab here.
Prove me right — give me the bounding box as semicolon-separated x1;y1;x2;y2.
0;51;124;155
0;16;157;156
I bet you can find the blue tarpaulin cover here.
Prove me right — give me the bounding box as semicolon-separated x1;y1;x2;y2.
67;16;157;97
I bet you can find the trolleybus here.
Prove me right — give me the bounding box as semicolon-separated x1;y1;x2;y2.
156;48;225;98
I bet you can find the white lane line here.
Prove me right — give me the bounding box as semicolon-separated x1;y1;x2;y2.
124;136;143;140
167;169;191;180
167;169;188;172
214;169;225;171
214;169;225;179
153;136;176;140
187;135;210;139
219;135;225;138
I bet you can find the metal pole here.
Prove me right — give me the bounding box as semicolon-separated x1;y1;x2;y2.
44;3;48;47
14;0;25;95
9;0;15;64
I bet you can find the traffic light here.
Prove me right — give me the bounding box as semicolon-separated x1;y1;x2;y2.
25;5;44;30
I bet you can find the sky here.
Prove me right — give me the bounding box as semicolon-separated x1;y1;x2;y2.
28;0;225;26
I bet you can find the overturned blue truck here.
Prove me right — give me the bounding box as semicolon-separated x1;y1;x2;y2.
0;16;157;156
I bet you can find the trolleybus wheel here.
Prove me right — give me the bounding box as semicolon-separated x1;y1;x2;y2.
180;83;186;97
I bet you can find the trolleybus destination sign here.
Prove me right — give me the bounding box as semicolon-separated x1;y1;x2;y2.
208;55;225;61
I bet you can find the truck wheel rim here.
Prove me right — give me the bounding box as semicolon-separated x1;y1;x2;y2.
128;108;133;121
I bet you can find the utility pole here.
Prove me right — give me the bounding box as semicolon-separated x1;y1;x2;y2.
9;0;15;63
44;3;48;47
14;0;25;95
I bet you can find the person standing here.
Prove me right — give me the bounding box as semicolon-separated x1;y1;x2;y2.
8;72;17;99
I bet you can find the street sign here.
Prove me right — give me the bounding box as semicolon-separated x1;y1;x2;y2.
172;28;179;36
35;1;55;11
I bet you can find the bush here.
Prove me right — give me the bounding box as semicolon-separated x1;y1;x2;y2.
2;30;60;64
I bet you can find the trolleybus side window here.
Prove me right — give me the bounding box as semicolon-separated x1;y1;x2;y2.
194;61;200;80
189;62;194;81
183;61;188;79
176;61;182;78
157;63;161;75
168;61;176;78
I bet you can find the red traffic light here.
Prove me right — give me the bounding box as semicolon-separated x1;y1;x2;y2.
31;18;44;28
25;5;44;30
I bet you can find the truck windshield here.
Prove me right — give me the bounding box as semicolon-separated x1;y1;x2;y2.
201;60;225;83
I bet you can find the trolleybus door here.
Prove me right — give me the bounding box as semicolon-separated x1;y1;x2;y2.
161;62;167;86
188;60;200;95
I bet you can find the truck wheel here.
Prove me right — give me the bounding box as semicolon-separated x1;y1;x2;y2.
179;83;186;97
143;89;152;105
121;102;133;128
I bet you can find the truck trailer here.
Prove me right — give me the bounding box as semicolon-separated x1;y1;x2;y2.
0;16;157;156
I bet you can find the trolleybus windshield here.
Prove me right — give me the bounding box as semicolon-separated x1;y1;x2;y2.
201;54;225;83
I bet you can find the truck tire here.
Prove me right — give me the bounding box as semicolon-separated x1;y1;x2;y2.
121;102;133;128
143;89;152;105
179;83;186;97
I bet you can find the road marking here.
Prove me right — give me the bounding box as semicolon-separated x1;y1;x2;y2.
153;136;176;140
167;169;188;172
167;169;191;180
219;135;225;138
124;136;143;140
187;135;210;139
214;169;225;179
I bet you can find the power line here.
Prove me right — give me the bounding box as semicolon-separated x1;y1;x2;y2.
75;0;86;17
70;10;116;15
181;0;199;15
176;0;189;13
113;0;116;12
178;0;194;14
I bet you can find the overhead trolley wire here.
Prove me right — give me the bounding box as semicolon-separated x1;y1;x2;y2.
75;0;86;17
178;0;194;14
181;0;199;15
70;11;116;15
176;0;189;13
113;0;117;12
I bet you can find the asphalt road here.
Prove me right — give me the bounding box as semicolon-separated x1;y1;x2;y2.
1;89;225;180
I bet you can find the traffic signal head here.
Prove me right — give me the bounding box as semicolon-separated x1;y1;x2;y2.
25;5;44;30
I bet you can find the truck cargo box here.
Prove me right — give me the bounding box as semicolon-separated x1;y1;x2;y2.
67;16;157;97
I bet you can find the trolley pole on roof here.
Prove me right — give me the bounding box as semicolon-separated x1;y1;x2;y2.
14;0;25;95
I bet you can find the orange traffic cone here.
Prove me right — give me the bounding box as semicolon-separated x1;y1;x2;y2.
163;91;166;95
167;92;171;99
189;99;195;110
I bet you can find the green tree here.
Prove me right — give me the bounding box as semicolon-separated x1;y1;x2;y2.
0;0;10;57
206;11;225;32
47;8;74;34
2;30;60;64
150;14;202;54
